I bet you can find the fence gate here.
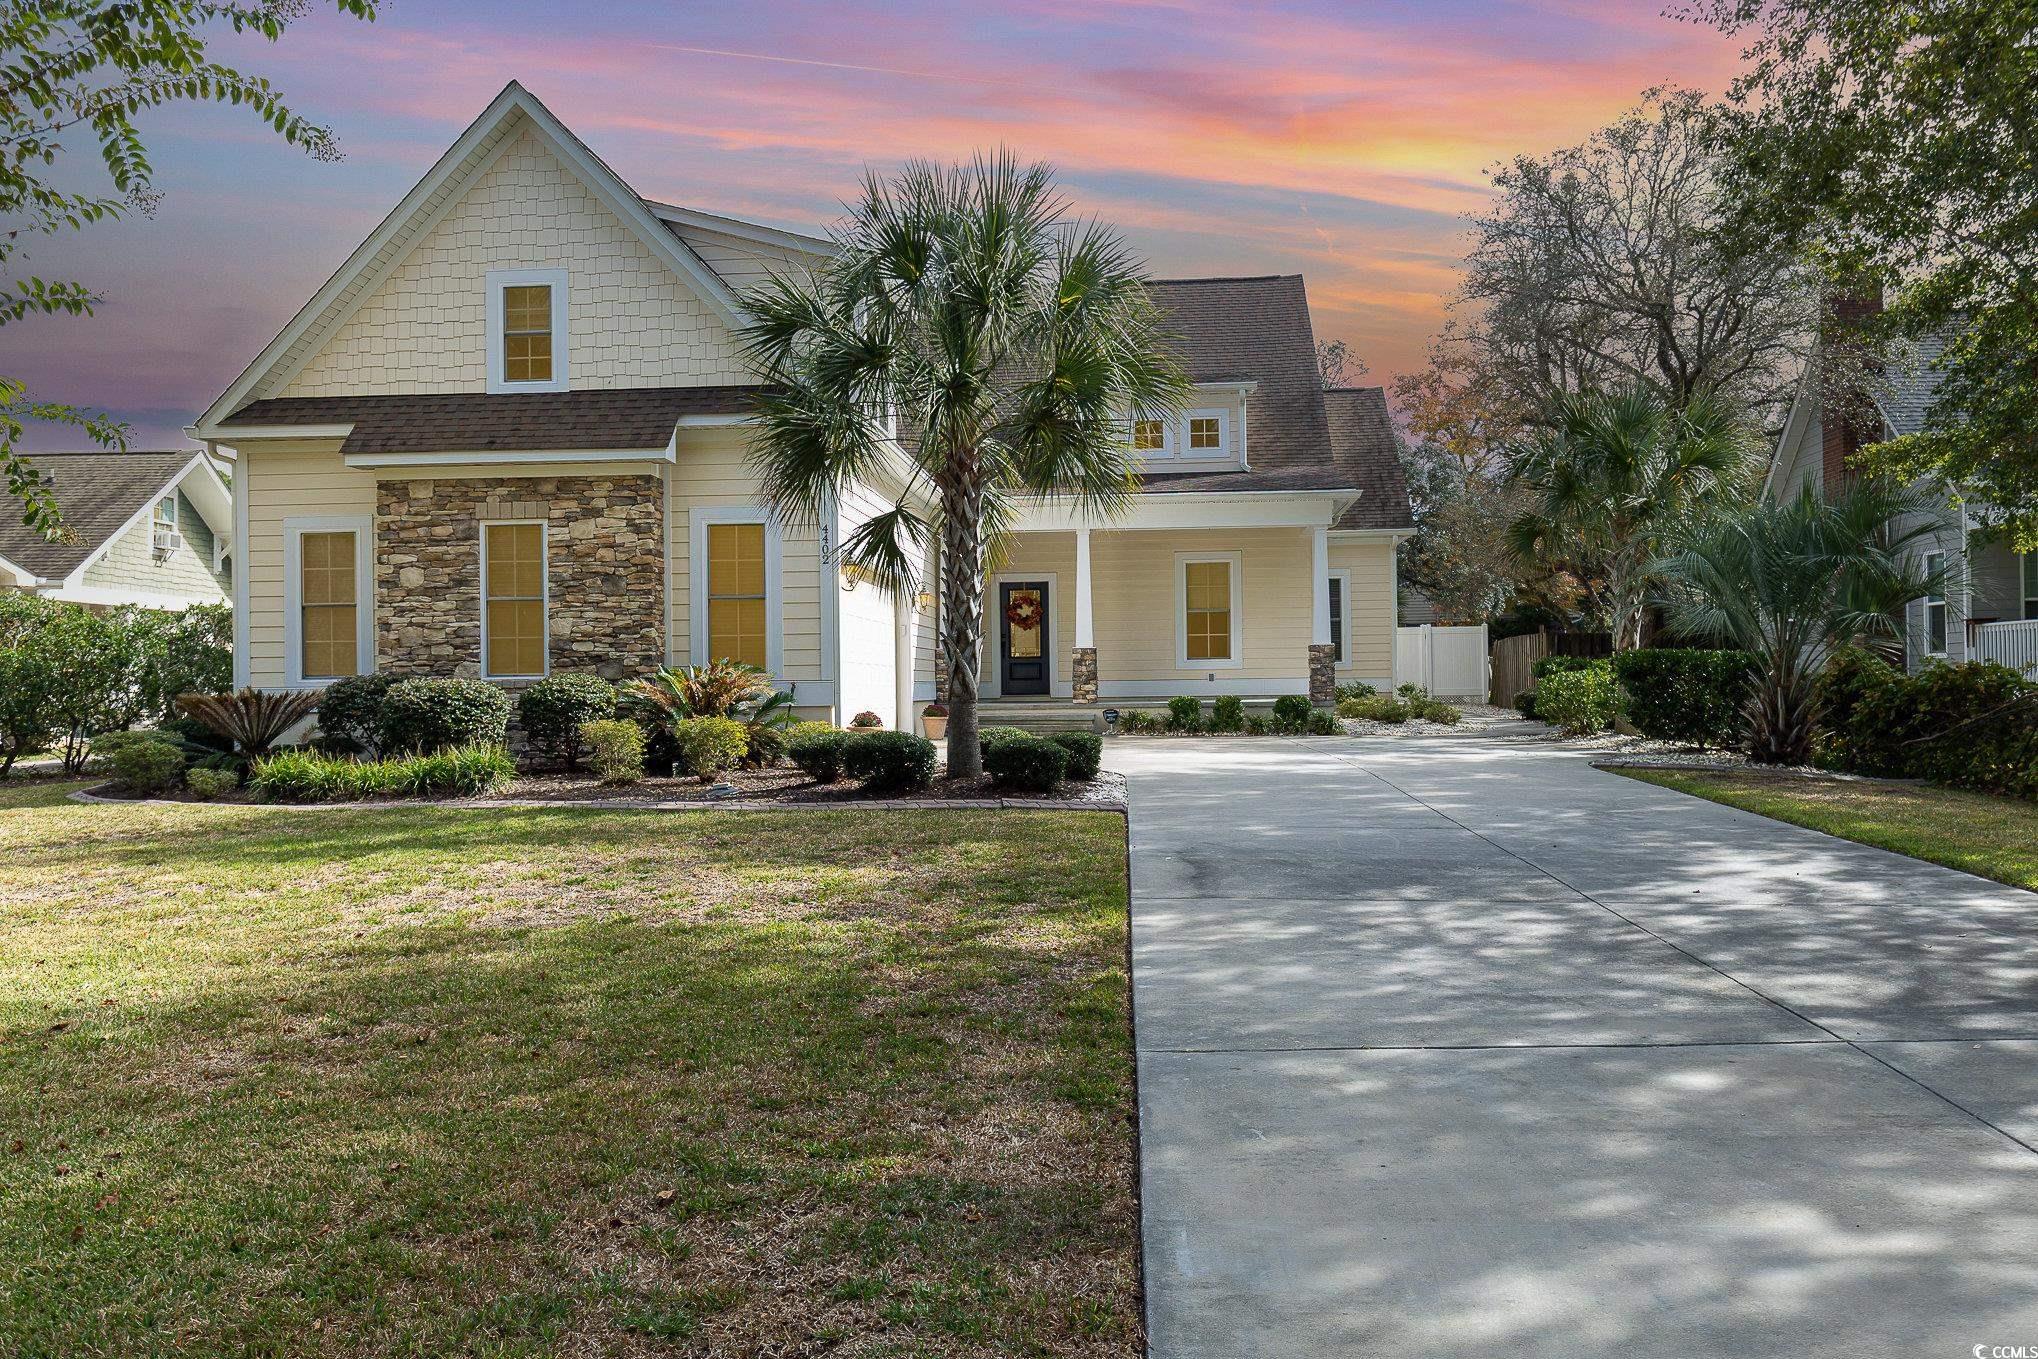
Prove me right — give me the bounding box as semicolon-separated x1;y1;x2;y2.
1394;624;1490;701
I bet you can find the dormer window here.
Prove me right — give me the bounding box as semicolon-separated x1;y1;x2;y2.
486;268;569;393
1186;410;1230;456
1132;418;1167;452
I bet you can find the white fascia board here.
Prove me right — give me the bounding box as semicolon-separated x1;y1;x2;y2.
0;554;39;588
1009;491;1347;533
1328;527;1415;542
1763;381;1814;500
343;439;676;470
645;200;836;257
675;413;756;428
196;423;355;443
178;451;235;535
41;581;225;609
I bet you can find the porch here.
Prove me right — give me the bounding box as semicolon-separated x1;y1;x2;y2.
969;507;1397;711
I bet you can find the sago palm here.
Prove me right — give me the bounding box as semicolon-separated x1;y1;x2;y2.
1653;481;1951;765
739;153;1188;776
1507;387;1758;649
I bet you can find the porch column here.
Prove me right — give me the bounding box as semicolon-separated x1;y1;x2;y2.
1072;526;1098;703
1308;525;1335;704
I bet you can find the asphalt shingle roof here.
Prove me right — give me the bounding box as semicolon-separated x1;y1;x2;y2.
1325;387;1414;530
221;386;765;454
0;450;199;579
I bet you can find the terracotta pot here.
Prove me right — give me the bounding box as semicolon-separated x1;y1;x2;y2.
922;715;948;740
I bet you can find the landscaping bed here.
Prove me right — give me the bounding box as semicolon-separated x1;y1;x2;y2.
0;779;1140;1356
1612;766;2038;892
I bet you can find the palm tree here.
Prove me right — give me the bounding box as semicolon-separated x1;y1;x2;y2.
1654;481;1951;765
739;154;1188;776
1506;387;1758;649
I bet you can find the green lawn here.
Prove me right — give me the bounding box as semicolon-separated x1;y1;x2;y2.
1615;767;2038;891
0;780;1136;1357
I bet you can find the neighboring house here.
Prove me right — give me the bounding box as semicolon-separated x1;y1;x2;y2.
1767;321;2036;673
190;82;1412;731
0;449;234;610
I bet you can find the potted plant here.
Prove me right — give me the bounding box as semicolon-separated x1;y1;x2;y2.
920;702;948;741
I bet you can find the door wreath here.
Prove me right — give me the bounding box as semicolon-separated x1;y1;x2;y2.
1003;591;1044;631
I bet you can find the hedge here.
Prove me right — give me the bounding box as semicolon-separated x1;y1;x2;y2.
1816;650;2038;798
378;678;513;754
984;733;1068;791
1610;649;1754;749
1535;661;1619;735
841;731;936;792
517;673;617;768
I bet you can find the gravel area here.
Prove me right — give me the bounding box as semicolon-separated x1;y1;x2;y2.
1337;702;1534;739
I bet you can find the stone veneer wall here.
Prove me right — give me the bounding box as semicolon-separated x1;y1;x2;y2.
376;475;664;681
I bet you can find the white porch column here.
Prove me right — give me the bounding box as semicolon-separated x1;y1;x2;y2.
1074;526;1094;649
1308;525;1334;703
1310;526;1331;645
1072;525;1097;702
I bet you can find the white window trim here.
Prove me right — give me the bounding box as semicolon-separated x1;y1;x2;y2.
1327;567;1351;665
1175;551;1244;671
1127;415;1174;460
485;267;569;394
479;519;551;680
690;505;783;675
1922;550;1948;657
282;515;374;687
1183;408;1231;458
154;495;178;530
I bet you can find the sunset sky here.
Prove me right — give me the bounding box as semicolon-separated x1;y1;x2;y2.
4;0;1750;450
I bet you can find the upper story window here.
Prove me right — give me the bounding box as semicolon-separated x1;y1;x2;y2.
154;495;177;530
486;268;569;394
1132;418;1167;453
1184;409;1230;457
1124;401;1239;465
1923;550;1948;655
2023;553;2037;621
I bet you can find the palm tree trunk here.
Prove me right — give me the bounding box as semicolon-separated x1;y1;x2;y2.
940;480;988;778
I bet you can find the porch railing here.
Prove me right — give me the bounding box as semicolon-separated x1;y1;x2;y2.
1974;618;2038;676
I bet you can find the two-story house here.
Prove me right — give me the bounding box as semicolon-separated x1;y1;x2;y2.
191;82;1412;730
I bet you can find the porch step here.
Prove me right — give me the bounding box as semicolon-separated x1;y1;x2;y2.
976;705;1106;735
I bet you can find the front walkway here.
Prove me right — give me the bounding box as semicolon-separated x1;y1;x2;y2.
1116;733;2038;1357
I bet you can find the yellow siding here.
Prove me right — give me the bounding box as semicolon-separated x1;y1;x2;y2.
241;441;378;687
664;430;823;683
1093;528;1313;683
279;124;748;397
983;532;1077;694
1329;536;1396;683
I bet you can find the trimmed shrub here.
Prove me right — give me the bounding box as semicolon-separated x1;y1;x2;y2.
109;736;185;794
787;726;852;783
1304;708;1339;735
983;732;1069;791
1816;651;2038;797
1535;661;1619;736
1611;649;1754;749
1270;693;1313;734
1334;681;1377;701
849;710;883;729
581;719;646;784
518;674;616;768
1243;713;1270;735
1117;710;1163;734
673;715;748;782
1165;696;1203;732
842;731;937;792
1341;695;1409;723
1048;730;1103;781
184;766;240;800
977;725;1032;761
315;674;393;755
1207;694;1245;733
378;678;512;754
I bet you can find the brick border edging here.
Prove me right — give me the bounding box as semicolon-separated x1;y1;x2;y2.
66;787;1126;815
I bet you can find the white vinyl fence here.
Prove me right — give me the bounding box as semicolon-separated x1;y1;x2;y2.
1394;624;1490;701
1975;618;2038;676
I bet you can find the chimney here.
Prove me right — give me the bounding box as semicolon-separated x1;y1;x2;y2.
1820;282;1884;499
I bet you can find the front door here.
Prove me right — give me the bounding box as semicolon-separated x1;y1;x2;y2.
999;581;1050;696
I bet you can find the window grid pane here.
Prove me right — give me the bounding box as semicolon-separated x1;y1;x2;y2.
502;284;553;382
300;531;357;679
484;524;546;676
708;522;768;668
1184;561;1233;661
1133;419;1165;451
1189;417;1222;450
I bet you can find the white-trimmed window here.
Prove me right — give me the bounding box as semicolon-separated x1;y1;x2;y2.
1176;552;1242;669
2023;553;2037;621
1131;418;1168;455
284;516;374;684
1923;551;1947;656
481;521;548;679
485;267;569;393
1327;569;1350;665
690;507;783;674
1185;409;1229;456
154;495;177;531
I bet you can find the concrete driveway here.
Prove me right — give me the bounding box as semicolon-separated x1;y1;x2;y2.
1116;732;2038;1358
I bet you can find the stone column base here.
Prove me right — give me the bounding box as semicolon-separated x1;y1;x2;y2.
1308;643;1337;705
1072;647;1098;703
